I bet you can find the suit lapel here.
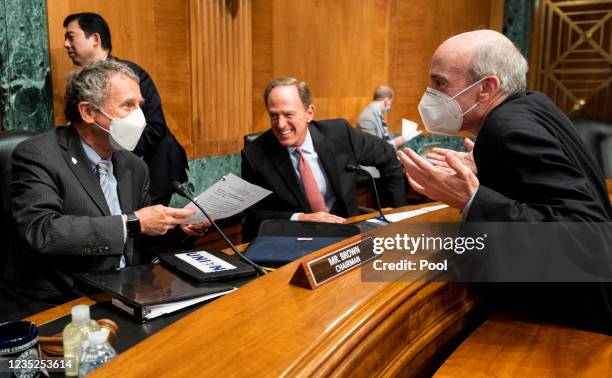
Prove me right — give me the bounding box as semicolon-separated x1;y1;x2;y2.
310;125;347;213
266;134;312;212
113;152;135;265
112;152;133;214
59;126;111;216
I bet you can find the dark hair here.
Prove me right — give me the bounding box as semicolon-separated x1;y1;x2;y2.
63;12;112;53
264;77;312;109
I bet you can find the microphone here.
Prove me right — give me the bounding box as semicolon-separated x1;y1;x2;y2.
345;165;390;224
171;181;267;276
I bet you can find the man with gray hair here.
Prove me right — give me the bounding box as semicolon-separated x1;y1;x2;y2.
356;85;404;149
398;29;611;222
3;60;206;309
398;29;612;333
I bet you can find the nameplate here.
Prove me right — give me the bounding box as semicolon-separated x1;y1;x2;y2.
290;237;375;289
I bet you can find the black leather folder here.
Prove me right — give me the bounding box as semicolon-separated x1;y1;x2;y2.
74;264;236;322
243;220;361;267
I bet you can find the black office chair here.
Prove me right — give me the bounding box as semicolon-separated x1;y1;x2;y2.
0;131;37;320
243;132;262;148
572;117;612;178
0;131;36;274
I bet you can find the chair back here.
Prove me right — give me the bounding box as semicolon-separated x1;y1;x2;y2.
0;131;36;276
243;132;262;148
572;117;612;177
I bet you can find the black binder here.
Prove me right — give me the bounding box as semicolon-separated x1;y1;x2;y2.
74;264;236;322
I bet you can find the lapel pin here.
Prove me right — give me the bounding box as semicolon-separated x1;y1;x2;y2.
71;157;78;165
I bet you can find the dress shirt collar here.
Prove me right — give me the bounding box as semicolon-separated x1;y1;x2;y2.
80;139;112;170
287;128;314;155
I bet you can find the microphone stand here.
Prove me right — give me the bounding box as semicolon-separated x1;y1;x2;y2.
172;181;267;276
345;165;391;224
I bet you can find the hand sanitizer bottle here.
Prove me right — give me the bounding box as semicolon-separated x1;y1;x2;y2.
62;305;100;376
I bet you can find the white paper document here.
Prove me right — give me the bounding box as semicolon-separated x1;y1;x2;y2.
402;119;422;141
144;287;237;320
185;173;271;223
366;204;449;224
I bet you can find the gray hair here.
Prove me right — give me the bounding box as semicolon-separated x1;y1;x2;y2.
264;77;312;109
469;38;528;96
373;85;394;101
64;60;139;123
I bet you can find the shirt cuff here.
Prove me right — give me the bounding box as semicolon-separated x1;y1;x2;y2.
290;213;302;221
460;186;479;220
121;217;127;243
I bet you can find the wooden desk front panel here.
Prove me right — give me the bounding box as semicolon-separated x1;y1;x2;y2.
90;206;479;377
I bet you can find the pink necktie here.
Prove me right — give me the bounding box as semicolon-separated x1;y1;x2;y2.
295;147;328;212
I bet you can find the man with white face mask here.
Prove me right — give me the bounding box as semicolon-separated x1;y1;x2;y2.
398;30;612;223
357;85;404;149
3;61;207;310
63;12;189;207
398;30;612;334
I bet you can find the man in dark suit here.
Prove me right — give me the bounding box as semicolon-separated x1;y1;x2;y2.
63;12;188;206
398;30;612;334
2;61;206;313
398;29;611;222
241;77;406;239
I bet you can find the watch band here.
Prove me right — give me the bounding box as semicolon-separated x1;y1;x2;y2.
126;212;141;237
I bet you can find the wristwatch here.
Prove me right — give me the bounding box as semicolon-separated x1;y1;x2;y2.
126;213;141;237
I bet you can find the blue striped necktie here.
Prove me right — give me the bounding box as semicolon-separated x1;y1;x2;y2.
96;160;125;267
96;161;119;213
380;114;391;141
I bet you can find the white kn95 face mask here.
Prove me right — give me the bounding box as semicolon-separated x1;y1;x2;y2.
418;77;485;135
94;107;147;151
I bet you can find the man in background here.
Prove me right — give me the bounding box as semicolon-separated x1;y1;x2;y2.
63;12;188;206
356;85;404;150
241;77;406;239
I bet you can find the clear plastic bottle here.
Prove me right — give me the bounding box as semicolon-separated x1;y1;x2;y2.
63;305;100;376
78;331;117;377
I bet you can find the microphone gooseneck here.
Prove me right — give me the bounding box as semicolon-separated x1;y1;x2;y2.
171;181;267;276
345;165;390;224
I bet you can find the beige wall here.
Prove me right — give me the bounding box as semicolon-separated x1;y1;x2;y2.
46;0;503;159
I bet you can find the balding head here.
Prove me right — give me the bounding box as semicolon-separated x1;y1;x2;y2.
434;30;527;96
425;30;527;134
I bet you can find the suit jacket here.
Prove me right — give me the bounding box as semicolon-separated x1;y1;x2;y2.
241;119;406;238
356;103;386;139
466;92;612;334
109;56;188;204
468;92;612;222
3;125;150;303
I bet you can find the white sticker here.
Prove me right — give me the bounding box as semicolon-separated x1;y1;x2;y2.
175;251;237;273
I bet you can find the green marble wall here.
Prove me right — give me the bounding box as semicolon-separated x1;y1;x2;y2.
503;0;532;57
169;134;467;207
0;0;54;132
